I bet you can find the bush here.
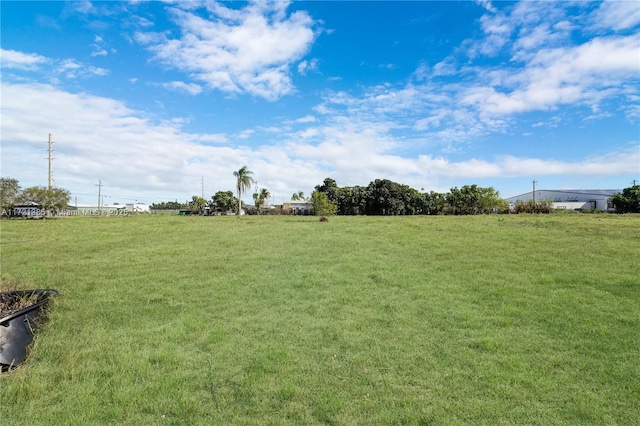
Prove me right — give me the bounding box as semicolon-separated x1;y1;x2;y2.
311;191;337;217
514;200;553;214
610;185;640;213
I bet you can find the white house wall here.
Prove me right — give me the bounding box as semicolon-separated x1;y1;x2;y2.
553;202;592;211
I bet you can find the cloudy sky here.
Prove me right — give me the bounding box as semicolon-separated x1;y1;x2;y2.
1;0;639;206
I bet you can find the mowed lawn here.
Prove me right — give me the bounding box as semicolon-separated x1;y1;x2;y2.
1;214;638;425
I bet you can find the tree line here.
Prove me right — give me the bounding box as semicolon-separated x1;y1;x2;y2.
312;178;509;216
8;169;636;218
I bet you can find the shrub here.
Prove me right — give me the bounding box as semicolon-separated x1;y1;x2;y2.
610;185;640;213
514;199;554;214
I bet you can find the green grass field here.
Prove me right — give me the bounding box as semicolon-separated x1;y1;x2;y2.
1;214;638;425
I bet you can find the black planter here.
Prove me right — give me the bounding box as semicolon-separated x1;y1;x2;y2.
0;289;57;372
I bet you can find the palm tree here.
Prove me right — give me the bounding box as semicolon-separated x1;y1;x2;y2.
233;166;254;217
260;188;270;208
253;188;271;214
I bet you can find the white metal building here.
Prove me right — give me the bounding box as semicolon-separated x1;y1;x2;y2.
505;189;621;212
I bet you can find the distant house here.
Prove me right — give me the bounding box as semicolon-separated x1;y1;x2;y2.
283;200;313;215
505;189;621;212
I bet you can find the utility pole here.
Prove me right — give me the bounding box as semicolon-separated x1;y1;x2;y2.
255;181;259;208
47;133;55;190
532;179;538;213
96;180;102;208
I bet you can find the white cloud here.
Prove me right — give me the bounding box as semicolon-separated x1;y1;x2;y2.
56;59;109;79
590;0;640;31
424;1;640;132
282;116;639;191
132;15;154;28
136;1;317;101
193;133;228;144
475;0;497;14
64;0;95;16
1;49;108;80
289;2;638;154
295;115;316;123
236;129;255;140
514;23;553;51
0;82;243;202
464;33;640;116
298;58;319;75
35;14;61;30
90;35;109;57
0;49;48;70
431;57;457;76
414;146;640;180
160;81;203;95
476;12;513;56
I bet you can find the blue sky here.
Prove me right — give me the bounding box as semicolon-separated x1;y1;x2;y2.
1;0;639;206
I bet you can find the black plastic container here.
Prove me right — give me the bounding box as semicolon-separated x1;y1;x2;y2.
0;289;57;372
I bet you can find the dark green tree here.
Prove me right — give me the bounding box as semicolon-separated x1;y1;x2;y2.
444;185;507;215
610;185;640;213
212;191;237;214
311;177;508;216
151;201;186;210
21;186;70;216
476;186;508;213
336;185;368;215
189;196;208;214
314;178;340;204
365;179;411;215
405;187;424;215
421;191;445;215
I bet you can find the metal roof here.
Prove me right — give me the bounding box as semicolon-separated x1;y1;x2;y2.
505;189;621;201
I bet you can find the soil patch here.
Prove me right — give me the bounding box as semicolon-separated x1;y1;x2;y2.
0;291;41;319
